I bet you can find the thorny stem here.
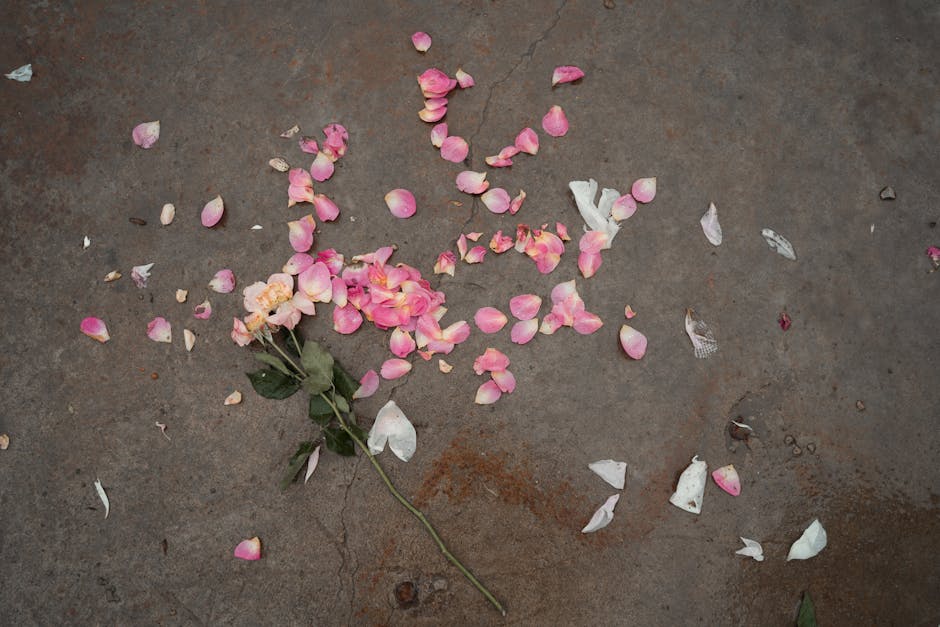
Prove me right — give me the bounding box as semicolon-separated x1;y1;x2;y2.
320;393;507;616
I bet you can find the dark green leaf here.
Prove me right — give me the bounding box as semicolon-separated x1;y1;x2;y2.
301;341;334;394
324;426;355;456
335;395;350;413
308;394;334;426
346;421;366;442
796;592;817;627
255;352;292;376
332;362;359;403
279;441;315;491
246;368;300;400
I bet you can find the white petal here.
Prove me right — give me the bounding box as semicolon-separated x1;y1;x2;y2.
304;445;321;484
700;202;722;246
83;236;91;249
787;519;827;561
367;400;417;462
588;460;627;489
581;494;620;533
569;179;620;244
597;188;620;219
684;308;718;359
668;455;707;514
735;537;764;562
761;228;797;260
94;477;110;519
5;63;32;81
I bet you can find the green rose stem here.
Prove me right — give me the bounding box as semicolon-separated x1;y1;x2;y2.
319;392;507;616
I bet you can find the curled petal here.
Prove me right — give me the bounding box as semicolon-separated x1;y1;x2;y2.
455;68;475;88
510;318;539;344
481;187;511;214
80;317;110;343
132;121;160;149
312;194;339;222
514;127;539;155
440;135;469;163
552;65;585;86
474;380;502;405
578;250;603;278
390;327;417;358
209;269;236;293
411;31;432;52
712;464;741;496
417;68;456;98
184;329;196;351
310;151;334;182
464;246;487;264
485;154;513;168
384;188;417;219
553;222;570;241
588;460;627;489
418;106;447;123
541;105;569;137
438;359;453;373
456;234;468;260
735;537;765;562
193;299;212;320
619;324;647;359
298;136;319;154
509;190;526;215
160;203;175;225
631;177;657;203
456;170;489;195
489;230;514;254
147;317;172;343
368;400;417;461
581;494;619;533
700;202;722;246
283;253;315;275
509;294;542;320
474;307;507;333
353;369;380;399
234;537;262;561
430;123;448;148
466;231;482;242
473;347;510;374
625;305;637;319
434;251;456;276
491;368;516;393
380;358;412;380
573;311;603;335
224;390;242;406
201;195;224;227
611;194;637;221
304;445;321;483
333;303;363;334
287;214;317;253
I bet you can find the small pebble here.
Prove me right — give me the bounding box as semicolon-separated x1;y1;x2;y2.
395;581;418;608
879;186;896;200
129;217;147;226
784;435;796;446
792;445;802;456
150;372;159;380
0;434;9;450
806;443;816;454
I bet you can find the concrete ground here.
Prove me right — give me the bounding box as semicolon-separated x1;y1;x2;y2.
1;1;938;625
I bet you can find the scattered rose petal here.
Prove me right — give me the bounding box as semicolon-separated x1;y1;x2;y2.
333;303;363;334
474;380;502;405
779;312;792;331
304;445;321;484
385;189;417;218
353;369;380;399
434;251;456;276
423;97;448;112
569;179;620;244
234;537;261;560
269;157;290;171
209;269;236;293
581;494;619;533
761;228;797;260
926;245;940;264
193;299;212;320
367;400;417;461
700;202;722;245
588;460;627;489
184;329;195;352
288;168;315;206
298;137;319;154
572;311;603;335
417;68;456;98
552;65;585;86
283;253;314;275
464;246;487;264
224;390;242;406
631;177;656;203
712;464;741;496
611;194;637;221
491;369;516;394
514;127;539;155
440;136;469;163
80;317;110;343
509;190;526;215
132;121;160;149
668;455;707;514
147;317;172;343
430;123;448;147
312;194;340;222
456;234;468;260
455;68;474;88
201;195;224;227
456;170;489;195
555;222;570;241
685;308;718;359
481;188;511;214
438;359;453;373
489;230;514;253
473;348;509;374
787;519;827;561
288;214;317;252
619;324;647;359
578;248;603;278
735;538;764;562
231;318;253;346
510;319;538;344
509;294;541;320
624;305;636;319
93;477;110;518
465;231;483;242
104;270;121;282
131;263;154;288
541;105;569;137
310;151;334;182
380;358;412;380
411;31;432;52
280;125;300;138
160;203;175;225
474;307;508;333
418;106;447;123
390;327;417;358
5;63;32;82
175;289;188;303
485;154;513;168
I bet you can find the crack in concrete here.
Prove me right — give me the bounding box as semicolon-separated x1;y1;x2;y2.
332;456;363;618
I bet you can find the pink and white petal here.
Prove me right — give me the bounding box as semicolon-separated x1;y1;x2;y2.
509;294;542;320
481;188;511;214
611;194;638;221
367;400;417;461
498;145;521;159
473;347;510;375
418;106;447;123
625;305;637;319
209;269;236;293
456;234;468;260
464;246;487;264
411;31;432;52
430;123;448;148
424;97;448;111
441;320;471;344
573;311;604;335
288;167;313;187
309;151;335;182
233;537;262;561
352;369;380;399
541;105;569;137
434;251;456;276
333;303;363;334
539;312;563;335
485;155;513;168
619;324;647;359
384;188;417;218
579;230;609;254
298;263;333;302
331;277;348;307
132;121;160;149
440;136;469;163
551;65;585;86
578;250;603;278
390;327;417;358
550;279;579;304
455;170;489;195
298;136;319;154
416;349;434;361
631;177;657;203
455;68;475;88
491;369;516;394
231;317;253;346
466;231;483;242
380;358;412;380
283;253;314;275
555;222;570;241
287;214;317;253
509;190;526;215
201;195;224;227
417;68;457;98
712;464;741;496
474;380;502;405
312;194;340;222
489;231;514;253
474;307;508;333
514;127;539;155
194;299;213;320
80;317;110;343
510;318;539;344
147;317;172;343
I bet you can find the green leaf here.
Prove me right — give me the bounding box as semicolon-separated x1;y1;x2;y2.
278;328;303;358
255;352;292;376
324;426;355;456
308;394;334;426
796;592;817;627
279;441;315;491
335;395;350;413
346;421;366;442
332;362;359;403
301;341;334;394
246;368;300;400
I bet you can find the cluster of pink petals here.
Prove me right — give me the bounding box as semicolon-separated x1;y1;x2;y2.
310;123;349;182
209;269;236;293
411;31;432;52
415;314;470;356
508;294;542;345
539;280;603;336
516;224;566;274
384;188;417;219
417;68;458;122
287;168;341;222
578;230;610;278
81;317;110;343
551;65;585;86
473;348;515;404
542;105;569;137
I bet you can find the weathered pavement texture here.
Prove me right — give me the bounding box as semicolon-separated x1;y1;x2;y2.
1;1;939;625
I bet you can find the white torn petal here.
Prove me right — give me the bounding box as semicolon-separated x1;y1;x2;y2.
131;263;154;288
304;445;321;484
668;455;707;514
251;224;263;230
685;308;718;359
731;420;753;432
700;202;722;246
160;203;175;225
367;400;417;462
761;228;797;260
224;391;242;406
569;179;620;244
83;236;91;249
280;124;300;138
581;493;620;533
183;329;195;352
588;460;627;489
735;537;764;562
155;422;170;440
787;519;827;561
5;64;32;81
94;477;110;518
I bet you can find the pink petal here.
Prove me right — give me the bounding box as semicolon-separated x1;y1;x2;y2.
551;279;579;304
380;358;412;380
312;194;340;222
474;307;508;334
464;246;487;264
481;188;511;214
193;299;212;320
418;106;447;123
457;234;468;260
298;262;332;302
474;380;502;405
541;105;569;137
384;188;417;219
556;222;570;241
310;152;334;182
353;369;380;399
209;269;236;293
539;313;563;335
551;65;585;86
619;324;647;359
132;121;160;149
491;369;516;393
331;277;348;307
485;155;513;168
455;68;475;88
456;170;489;195
390;327;416;358
631;177;657;203
234;537;261;561
283;253;315;275
489;230;514;254
578;250;603;278
440;320;471;344
514;127;539;155
424;97;448;111
927;245;940;262
231;317;254;346
298;136;319;154
147;317;172;343
288;214;317;252
466;231;483;242
417;68;457;98
611;194;637;220
573;311;603;335
434;251;456;276
509;294;542;320
80;317;110;343
712;464;741;496
411;31;432;52
440;136;469;163
625;305;637;319
509;190;526;215
201;195;224;227
510;318;539;344
430;123;448;148
333;303;363;334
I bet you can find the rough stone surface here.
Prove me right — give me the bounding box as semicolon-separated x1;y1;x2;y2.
1;2;939;625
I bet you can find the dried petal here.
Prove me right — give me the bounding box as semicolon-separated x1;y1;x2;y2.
611;194;637;221
368;400;417;461
779;312;792;331
434;251;456;276
455;170;489;195
0;434;9;449
787;519;827;561
175;289;188;303
474;307;508;333
735;537;764;562
555;222;570;241
304;445;321;484
631;177;656;203
147;317;172;343
481;188;511;214
209;269;236;293
761;228;797;260
390;327;416;358
224;390;242;406
489;230;514;254
510;319;538;344
569;179;620;244
104;270;121;282
619;324;647;359
160;203;175;225
581;494;619;533
474;380;502;405
353;369;380;399
685;308;718;359
624;305;636;319
552;65;585;86
234;537;261;561
696;202;723;246
430;123;448;148
184;329;196;352
298;137;319;154
80;317;110;343
269;157;291;171
93;478;110;518
380;358;412;380
310;151;334;182
280;125;300;138
668;455;707;514
385;188;417;218
201;195;224;227
541;105;569;137
132;121;160;149
711;464;741;496
4;63;32;82
131;263;154;288
440;136;469;163
514;127;539;155
193;299;212;320
455;68;475;88
466;231;482;242
588;460;627;489
438;359;453;373
464;246;487;264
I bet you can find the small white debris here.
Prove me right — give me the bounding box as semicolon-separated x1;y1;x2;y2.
735;537;764;562
280;125;300;138
155;422;170;440
269;157;290;172
685;309;718;359
761;228;797;261
700;202;722;246
175;289;188;303
224;390;242;406
668;455;707;514
250;224;263;230
0;434;9;450
183;329;196;352
304;445;321;484
131;263;154;288
349;216;357;222
588;460;627;489
83;236;91;249
581;494;620;533
94;477;110;518
103;271;121;282
5;64;32;82
787;519;827;561
160;203;176;225
879;186;896;201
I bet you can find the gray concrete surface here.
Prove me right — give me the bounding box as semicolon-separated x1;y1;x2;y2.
2;1;939;624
